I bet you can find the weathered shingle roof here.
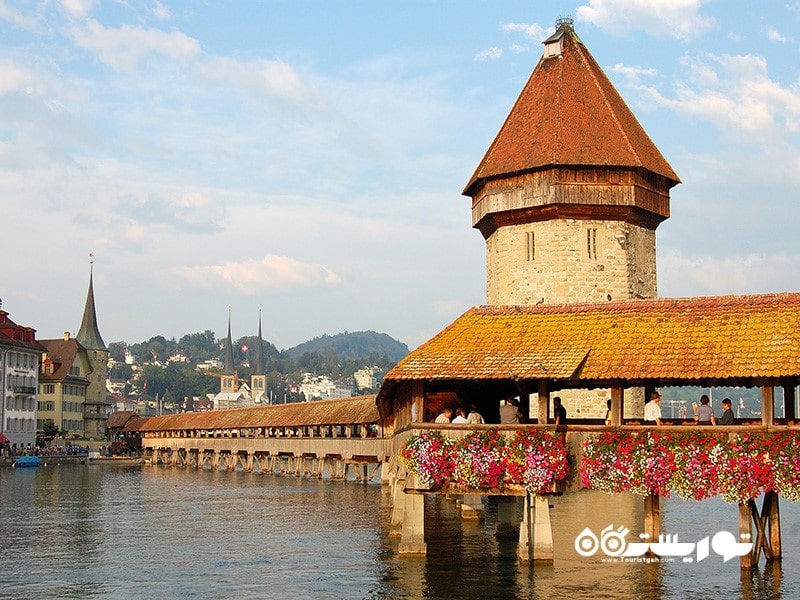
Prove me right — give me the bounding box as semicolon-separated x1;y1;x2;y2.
385;294;800;385
463;22;679;196
137;395;379;432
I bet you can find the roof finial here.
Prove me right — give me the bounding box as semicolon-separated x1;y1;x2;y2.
556;16;574;30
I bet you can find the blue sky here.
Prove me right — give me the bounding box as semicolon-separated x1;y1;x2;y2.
2;0;799;350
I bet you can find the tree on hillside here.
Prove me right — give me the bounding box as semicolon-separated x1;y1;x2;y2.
178;330;218;362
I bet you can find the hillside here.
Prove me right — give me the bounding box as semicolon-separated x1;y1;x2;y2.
284;331;409;363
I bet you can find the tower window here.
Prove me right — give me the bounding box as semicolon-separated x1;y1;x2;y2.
526;231;535;261
586;228;598;260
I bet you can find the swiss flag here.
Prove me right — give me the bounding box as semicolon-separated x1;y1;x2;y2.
241;344;249;353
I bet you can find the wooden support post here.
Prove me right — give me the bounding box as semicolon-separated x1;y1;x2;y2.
518;493;533;562
761;385;775;426
496;497;519;537
766;490;782;560
460;494;484;521
537;380;549;425
516;380;531;424
783;382;796;422
643;493;660;553
610;385;624;426
532;495;554;562
398;474;426;555
739;502;755;569
411;380;424;424
389;475;405;537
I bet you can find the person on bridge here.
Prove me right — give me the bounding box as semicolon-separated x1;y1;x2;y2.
435;408;453;423
644;391;663;426
553;397;567;425
718;398;735;425
695;394;716;425
499;397;523;424
466;404;485;425
452;408;468;423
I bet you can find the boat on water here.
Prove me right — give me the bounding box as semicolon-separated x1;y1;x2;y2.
12;456;42;468
87;452;144;466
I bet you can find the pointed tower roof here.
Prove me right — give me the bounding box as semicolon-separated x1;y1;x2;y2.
463;18;680;197
253;310;266;376
76;259;106;351
223;307;235;376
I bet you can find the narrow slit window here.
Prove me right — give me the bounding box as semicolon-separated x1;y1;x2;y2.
586;228;598;260
526;231;535;261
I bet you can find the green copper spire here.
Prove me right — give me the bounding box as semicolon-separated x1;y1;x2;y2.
76;255;106;351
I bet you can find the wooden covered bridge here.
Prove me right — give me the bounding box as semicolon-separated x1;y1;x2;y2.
126;292;800;569
376;292;800;567
124;395;391;481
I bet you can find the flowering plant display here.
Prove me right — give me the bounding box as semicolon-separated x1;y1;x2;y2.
398;428;569;493
581;430;800;504
397;430;455;488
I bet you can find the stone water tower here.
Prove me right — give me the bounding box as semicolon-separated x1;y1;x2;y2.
463;18;680;307
463;18;680;418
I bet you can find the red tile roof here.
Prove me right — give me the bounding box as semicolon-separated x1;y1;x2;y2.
137;395;379;432
463;23;680;197
385;294;800;386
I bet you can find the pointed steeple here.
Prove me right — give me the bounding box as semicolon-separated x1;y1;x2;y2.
223;305;235;376
463;17;679;201
253;309;266;376
76;255;106;351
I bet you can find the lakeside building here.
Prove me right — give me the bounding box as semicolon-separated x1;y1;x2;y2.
38;264;110;440
0;301;46;448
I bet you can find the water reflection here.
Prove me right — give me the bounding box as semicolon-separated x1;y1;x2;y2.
2;466;800;599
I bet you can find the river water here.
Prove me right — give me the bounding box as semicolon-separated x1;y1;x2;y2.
1;464;799;599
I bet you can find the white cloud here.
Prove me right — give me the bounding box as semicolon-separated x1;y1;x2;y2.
660;253;800;297
70;19;200;71
475;47;503;61
0;59;37;95
0;1;41;31
196;57;323;107
611;63;658;85
637;53;800;137
152;1;172;21
172;255;342;294
59;0;97;19
767;27;790;43
577;0;714;41
502;22;550;41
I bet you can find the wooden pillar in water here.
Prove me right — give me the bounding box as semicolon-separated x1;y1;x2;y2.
389;475;405;537
766;490;782;560
739;502;755;569
496;497;519;537
644;493;660;550
398;474;426;554
460;494;484;520
518;494;553;563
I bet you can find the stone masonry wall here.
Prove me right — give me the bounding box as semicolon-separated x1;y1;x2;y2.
485;219;657;305
486;218;655;420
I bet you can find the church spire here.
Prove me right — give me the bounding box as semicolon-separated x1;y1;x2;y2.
253;309;265;376
222;305;235;375
76;254;106;351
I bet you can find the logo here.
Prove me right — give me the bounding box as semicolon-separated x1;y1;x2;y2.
574;525;753;563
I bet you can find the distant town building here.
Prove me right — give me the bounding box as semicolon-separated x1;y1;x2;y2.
354;368;377;390
38;332;92;437
300;374;353;401
0;300;45;448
